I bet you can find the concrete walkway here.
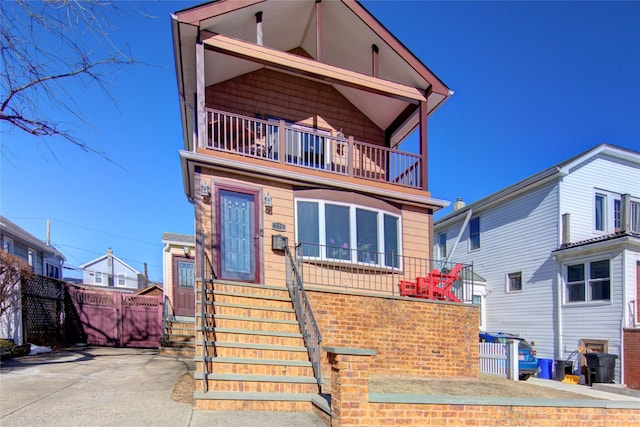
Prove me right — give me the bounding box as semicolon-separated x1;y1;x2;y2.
0;346;326;427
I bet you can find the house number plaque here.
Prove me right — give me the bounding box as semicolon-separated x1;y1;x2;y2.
272;223;286;232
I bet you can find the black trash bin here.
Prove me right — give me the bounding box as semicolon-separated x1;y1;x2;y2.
555;359;573;381
584;353;618;384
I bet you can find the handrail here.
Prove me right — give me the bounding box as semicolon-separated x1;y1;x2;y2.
161;295;175;347
204;108;422;189
284;244;323;387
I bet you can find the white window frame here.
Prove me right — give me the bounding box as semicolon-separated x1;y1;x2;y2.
469;217;480;251
594;190;621;234
117;273;126;287
564;258;612;305
438;233;447;260
3;237;14;254
507;271;523;293
294;198;402;269
95;272;104;285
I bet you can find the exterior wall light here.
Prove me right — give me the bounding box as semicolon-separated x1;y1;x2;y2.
264;192;273;214
200;181;210;202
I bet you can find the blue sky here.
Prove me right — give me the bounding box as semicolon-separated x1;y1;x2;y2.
1;1;638;283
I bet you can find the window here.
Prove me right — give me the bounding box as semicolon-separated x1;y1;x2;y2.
508;272;523;292
95;272;103;285
118;274;126;287
565;259;610;303
594;191;621;233
469;217;480;250
438;233;447;259
46;263;60;279
178;261;195;288
295;199;401;268
2;237;13;254
595;193;606;231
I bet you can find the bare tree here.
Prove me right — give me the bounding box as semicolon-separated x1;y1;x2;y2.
0;0;139;155
0;251;33;321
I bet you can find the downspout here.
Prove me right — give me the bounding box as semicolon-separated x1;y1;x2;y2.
255;12;263;46
620;249;627;383
555;180;564;360
445;208;473;264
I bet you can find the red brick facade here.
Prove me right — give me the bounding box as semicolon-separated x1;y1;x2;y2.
624;329;640;390
308;290;479;384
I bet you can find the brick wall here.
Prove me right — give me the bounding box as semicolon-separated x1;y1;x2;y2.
206;65;384;145
624;329;640;390
308;290;479;383
326;348;640;427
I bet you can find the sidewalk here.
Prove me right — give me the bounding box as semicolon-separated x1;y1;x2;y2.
528;377;640;402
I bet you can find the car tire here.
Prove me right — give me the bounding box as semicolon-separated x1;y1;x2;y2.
519;374;530;381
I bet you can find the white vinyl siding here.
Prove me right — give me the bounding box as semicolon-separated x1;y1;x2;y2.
435;182;559;359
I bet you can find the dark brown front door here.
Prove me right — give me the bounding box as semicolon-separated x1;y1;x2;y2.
172;255;195;317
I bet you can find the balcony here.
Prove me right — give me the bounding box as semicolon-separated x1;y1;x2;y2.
202;109;423;190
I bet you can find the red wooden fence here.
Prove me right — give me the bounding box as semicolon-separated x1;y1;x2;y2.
67;287;162;348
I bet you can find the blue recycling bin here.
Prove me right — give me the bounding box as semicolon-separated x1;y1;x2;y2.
537;358;553;379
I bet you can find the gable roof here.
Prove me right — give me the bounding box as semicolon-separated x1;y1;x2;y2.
435;143;640;228
172;0;452;151
162;232;195;246
0;215;65;260
79;250;141;275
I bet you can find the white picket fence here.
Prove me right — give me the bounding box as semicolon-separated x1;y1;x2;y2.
479;342;508;377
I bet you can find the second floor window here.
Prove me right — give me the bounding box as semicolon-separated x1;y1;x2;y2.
118;274;126;287
595;191;621;233
95;272;103;284
438;233;447;259
469;217;480;250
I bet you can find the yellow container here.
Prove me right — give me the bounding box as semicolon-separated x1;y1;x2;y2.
562;375;580;384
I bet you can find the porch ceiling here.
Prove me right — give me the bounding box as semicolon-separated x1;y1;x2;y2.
173;0;451;151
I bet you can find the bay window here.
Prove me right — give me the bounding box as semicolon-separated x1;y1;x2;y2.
295;199;401;268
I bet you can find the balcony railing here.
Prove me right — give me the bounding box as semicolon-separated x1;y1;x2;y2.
293;243;474;303
204;108;422;189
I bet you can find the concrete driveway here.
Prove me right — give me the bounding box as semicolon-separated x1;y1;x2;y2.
0;346;326;427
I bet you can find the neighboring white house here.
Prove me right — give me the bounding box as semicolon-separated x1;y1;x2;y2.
80;248;144;291
434;143;640;384
0;215;65;279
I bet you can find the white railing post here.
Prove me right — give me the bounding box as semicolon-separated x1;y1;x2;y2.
507;339;519;381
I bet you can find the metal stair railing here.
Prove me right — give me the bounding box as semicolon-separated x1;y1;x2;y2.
199;242;217;393
284;244;322;386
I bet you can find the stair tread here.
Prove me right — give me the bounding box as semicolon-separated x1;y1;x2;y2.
209;341;307;352
194;373;317;383
207;290;291;302
209;314;298;325
208;327;302;337
213;302;294;313
194;391;319;401
205;357;312;366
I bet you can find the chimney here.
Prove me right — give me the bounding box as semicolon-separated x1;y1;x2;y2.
453;197;466;211
46;219;51;245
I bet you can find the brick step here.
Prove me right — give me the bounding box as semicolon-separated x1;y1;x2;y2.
164;325;195;333
203;292;293;310
203;328;304;347
197;342;309;361
194;393;315;412
212;281;290;299
164;334;195;343
196;359;314;376
209;315;300;333
160;346;196;357
210;302;296;321
195;373;319;393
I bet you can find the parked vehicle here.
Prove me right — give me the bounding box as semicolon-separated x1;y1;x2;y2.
479;332;538;380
